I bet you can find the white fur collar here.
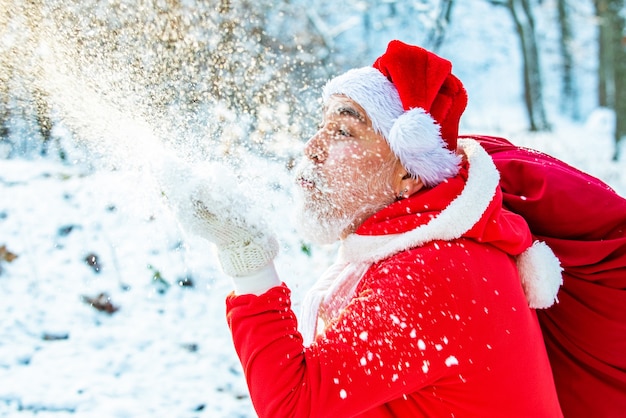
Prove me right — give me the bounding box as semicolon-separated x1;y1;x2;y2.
338;138;499;264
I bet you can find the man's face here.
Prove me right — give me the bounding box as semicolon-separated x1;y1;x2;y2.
293;95;404;244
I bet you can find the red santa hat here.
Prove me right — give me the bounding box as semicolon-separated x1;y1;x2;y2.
322;40;468;187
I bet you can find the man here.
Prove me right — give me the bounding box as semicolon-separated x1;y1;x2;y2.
161;40;566;417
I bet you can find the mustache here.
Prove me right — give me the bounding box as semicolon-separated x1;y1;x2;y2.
294;159;329;192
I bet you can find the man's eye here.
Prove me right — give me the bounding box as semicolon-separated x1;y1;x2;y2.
338;127;350;137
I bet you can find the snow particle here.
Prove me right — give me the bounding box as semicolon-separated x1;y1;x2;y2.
445;356;459;367
417;339;426;350
339;389;347;399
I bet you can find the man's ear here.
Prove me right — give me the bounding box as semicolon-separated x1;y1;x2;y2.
396;172;424;199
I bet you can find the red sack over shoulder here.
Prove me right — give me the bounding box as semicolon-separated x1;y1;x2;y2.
470;135;626;418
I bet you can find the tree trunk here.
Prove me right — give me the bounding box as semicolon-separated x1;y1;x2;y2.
596;0;612;108
0;0;12;141
595;0;626;159
0;58;10;141
428;0;456;52
557;0;579;120
508;0;550;131
616;34;626;159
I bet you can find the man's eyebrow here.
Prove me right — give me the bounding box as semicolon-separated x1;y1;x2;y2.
335;106;365;122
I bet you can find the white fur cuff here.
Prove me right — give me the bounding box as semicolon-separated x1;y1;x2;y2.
232;262;281;296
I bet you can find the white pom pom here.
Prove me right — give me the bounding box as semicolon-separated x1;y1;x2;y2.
388;108;461;187
516;241;563;309
390;108;441;154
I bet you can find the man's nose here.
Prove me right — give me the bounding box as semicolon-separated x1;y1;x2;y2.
304;131;327;163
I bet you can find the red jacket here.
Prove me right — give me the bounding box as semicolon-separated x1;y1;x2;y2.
227;138;562;417
473;135;626;418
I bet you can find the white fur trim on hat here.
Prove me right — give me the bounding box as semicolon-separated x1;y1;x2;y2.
389;108;462;187
516;240;563;309
323;67;404;138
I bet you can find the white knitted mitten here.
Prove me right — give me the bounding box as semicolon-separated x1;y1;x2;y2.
155;155;279;288
185;198;279;277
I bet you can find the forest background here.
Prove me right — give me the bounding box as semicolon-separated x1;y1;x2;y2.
0;0;625;417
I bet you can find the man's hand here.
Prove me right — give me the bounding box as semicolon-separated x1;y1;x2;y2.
154;154;280;294
187;198;279;278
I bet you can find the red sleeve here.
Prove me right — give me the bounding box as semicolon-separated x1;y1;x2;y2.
226;285;311;416
226;263;463;418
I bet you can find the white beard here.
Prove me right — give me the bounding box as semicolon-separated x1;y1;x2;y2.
293;191;353;245
292;159;393;245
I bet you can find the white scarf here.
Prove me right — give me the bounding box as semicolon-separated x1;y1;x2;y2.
300;261;371;346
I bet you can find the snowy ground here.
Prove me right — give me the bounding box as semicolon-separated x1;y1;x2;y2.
0;135;333;417
2;1;624;415
0;159;252;417
1;114;624;418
